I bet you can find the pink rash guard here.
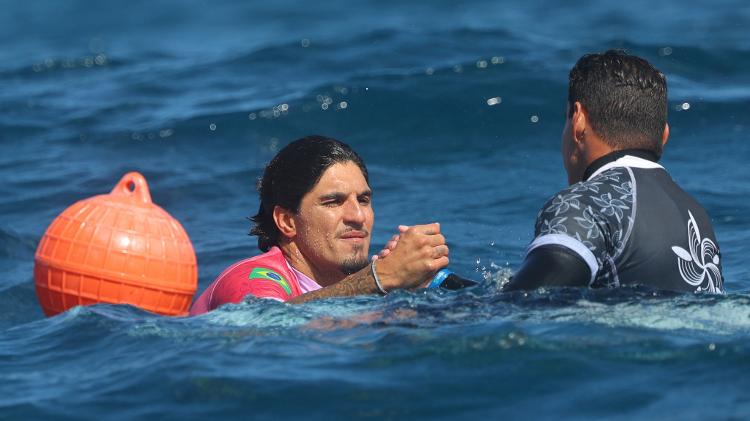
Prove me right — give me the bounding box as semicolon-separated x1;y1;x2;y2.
189;246;321;315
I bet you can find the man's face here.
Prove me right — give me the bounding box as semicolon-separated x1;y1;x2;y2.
293;161;373;276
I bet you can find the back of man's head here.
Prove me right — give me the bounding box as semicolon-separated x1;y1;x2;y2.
569;50;668;157
250;135;369;252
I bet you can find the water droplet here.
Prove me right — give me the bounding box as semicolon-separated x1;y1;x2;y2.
486;97;502;106
301;38;311;48
321;103;329;110
476;60;488;69
159;129;173;138
248;113;257;120
708;343;716;351
425;67;434;75
681;102;690;110
659;46;673;56
530;115;540;123
453;64;463;73
94;54;107;66
209;123;216;131
339;101;348;109
491;56;505;64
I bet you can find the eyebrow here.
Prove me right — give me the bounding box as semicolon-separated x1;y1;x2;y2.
319;189;372;202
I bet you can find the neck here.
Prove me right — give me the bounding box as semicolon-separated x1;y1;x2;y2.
568;133;614;184
582;148;659;181
278;242;345;287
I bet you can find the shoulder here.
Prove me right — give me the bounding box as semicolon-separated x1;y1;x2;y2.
191;247;299;314
537;168;633;224
216;247;290;283
535;178;602;234
534;167;635;254
216;247;297;294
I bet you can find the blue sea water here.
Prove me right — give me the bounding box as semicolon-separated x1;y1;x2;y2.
2;0;750;418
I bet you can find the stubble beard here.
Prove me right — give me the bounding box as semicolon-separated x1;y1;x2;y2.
340;245;369;275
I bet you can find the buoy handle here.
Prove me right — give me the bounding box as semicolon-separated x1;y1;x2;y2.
110;172;152;204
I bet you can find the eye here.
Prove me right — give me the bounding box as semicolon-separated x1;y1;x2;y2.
358;196;371;205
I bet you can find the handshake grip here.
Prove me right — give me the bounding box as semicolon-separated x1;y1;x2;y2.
427;269;478;290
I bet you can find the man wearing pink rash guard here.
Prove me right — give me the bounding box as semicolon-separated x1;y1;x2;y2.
190;135;450;315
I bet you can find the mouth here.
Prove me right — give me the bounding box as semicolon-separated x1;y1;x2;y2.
339;230;368;243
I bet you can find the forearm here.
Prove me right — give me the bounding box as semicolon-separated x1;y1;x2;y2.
504;245;592;291
289;223;449;304
288;265;380;304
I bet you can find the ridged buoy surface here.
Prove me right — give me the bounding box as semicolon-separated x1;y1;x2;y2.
34;172;197;316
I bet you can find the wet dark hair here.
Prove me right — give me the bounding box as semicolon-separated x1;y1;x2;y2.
250;135;369;252
568;49;668;157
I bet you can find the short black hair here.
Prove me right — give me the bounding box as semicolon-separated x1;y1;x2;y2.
568;49;668;157
250;135;369;252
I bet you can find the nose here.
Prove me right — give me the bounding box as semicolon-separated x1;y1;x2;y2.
343;196;366;225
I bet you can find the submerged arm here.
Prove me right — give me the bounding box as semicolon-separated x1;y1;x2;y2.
503;245;592;291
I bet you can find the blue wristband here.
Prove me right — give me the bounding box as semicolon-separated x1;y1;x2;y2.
428;269;453;289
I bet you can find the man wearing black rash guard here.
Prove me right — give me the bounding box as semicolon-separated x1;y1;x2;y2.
505;50;724;293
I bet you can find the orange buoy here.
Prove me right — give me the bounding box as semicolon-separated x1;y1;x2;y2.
34;172;197;317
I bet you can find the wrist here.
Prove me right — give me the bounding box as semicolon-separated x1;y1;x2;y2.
373;257;399;291
370;260;389;295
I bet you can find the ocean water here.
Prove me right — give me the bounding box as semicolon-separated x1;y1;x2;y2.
2;0;750;418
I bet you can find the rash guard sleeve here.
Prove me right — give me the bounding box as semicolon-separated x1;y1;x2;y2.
517;168;637;288
189;254;298;316
210;272;290;304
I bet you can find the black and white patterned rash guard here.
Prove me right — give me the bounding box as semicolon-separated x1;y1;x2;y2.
507;150;724;294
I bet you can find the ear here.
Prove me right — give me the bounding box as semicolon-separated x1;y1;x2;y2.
273;205;297;239
662;123;670;147
571;101;587;150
